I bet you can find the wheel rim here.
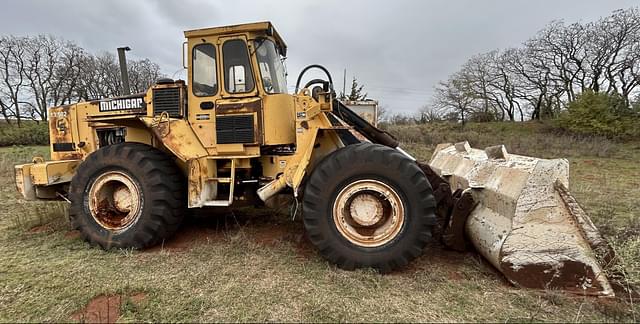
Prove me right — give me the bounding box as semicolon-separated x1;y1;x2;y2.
88;170;142;231
332;179;405;247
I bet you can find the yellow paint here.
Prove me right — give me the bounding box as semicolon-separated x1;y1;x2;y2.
262;94;296;145
139;117;209;161
17;21;352;206
29;160;81;186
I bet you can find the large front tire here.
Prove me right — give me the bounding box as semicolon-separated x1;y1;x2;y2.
302;143;436;272
69;143;186;249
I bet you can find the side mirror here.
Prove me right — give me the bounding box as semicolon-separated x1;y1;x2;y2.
182;42;188;69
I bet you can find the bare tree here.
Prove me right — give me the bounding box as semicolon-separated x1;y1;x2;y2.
491;50;526;121
376;103;388;124
458;52;501;120
598;8;640;105
0;34;165;124
22;35;85;121
433;74;475;126
419;104;443;123
432;7;640;121
78;52;163;100
128;58;162;94
530;21;587;103
0;36;27;125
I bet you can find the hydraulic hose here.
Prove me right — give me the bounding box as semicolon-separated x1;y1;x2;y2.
294;64;334;93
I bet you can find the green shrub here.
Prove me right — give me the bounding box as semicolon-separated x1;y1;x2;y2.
0;121;49;146
556;91;640;139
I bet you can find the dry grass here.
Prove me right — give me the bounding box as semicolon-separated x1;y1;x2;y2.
385;121;621;159
0;126;639;322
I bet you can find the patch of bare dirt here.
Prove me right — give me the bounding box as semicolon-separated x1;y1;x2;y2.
447;271;464;281
65;230;80;239
71;295;121;323
246;215;317;258
129;292;147;304
251;225;291;246
146;225;225;253
144;208;306;254
392;245;468;275
293;233;316;259
29;224;52;233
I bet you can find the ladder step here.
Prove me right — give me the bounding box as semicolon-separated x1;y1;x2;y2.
205;177;232;183
202;200;232;207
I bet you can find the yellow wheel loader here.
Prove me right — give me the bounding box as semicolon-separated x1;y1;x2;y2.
14;22;613;296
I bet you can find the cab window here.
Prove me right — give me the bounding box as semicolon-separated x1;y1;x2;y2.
223;39;255;94
255;38;287;94
192;44;217;97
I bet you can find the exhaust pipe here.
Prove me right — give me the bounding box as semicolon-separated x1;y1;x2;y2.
117;46;131;95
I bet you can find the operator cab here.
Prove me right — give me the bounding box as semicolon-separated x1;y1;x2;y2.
181;22;295;154
184;21;288;98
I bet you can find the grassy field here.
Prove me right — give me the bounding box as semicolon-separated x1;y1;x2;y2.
1;122;639;322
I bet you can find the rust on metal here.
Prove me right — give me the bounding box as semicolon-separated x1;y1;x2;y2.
49;104;85;161
140;116;208;162
94;199;130;229
332;179;405;247
216;99;263;145
418;162;454;242
441;189;475;252
419;161;476;251
555;180;615;265
428;141;614;297
88;171;141;231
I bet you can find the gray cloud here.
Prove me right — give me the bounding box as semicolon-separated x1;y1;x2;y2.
1;0;637;114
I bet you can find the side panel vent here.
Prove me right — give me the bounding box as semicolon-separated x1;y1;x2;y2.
153;88;182;117
216;115;254;144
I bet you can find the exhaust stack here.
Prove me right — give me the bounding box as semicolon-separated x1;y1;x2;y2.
117;46;131;95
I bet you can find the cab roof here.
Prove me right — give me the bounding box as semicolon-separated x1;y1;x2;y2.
184;21;287;55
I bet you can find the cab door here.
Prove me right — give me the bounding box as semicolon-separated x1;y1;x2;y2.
188;38;221;148
214;36;263;152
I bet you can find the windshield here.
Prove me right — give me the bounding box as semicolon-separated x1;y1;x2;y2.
255;39;287;94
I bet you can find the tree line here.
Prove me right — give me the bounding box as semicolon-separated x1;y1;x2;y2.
429;7;640;124
0;35;162;126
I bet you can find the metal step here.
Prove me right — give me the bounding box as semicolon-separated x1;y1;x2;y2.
201;159;236;207
202;200;232;207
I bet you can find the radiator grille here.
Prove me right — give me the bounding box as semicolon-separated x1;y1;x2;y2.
152;88;182;117
216;115;255;144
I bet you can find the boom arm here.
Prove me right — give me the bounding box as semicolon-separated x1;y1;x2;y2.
332;100;399;148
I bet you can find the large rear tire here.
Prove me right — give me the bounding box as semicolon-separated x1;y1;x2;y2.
69;143;186;249
302;143;436;272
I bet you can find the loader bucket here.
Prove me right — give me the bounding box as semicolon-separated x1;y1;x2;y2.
428;142;614;297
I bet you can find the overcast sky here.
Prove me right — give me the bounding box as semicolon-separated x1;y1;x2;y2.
1;0;637;114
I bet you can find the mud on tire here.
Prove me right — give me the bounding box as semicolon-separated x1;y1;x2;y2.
69;142;186;249
302;142;437;272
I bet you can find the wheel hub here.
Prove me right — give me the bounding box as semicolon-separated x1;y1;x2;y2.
88;171;141;231
333;179;405;247
349;193;384;226
112;185;132;213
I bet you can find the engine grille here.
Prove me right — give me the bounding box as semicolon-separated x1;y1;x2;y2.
216;115;255;144
152;88;182;117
